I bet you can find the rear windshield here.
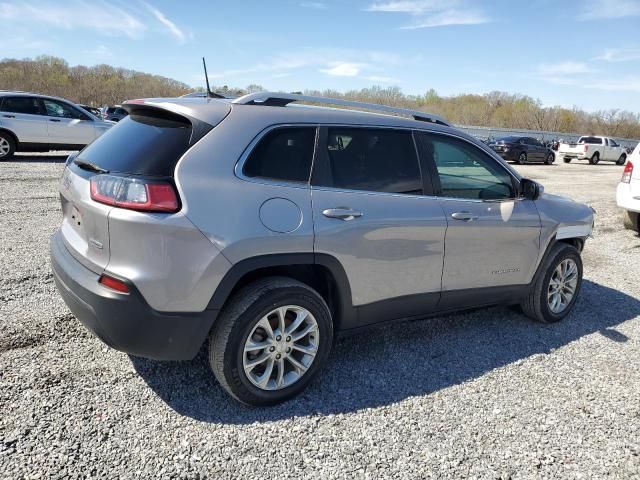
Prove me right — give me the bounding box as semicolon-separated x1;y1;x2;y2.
77;110;193;177
578;136;602;144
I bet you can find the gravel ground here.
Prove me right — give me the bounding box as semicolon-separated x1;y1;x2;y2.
1;153;639;479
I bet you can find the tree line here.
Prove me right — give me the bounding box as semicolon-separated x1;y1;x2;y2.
2;56;639;139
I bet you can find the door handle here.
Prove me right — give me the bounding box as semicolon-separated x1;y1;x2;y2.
2;114;15;118
322;208;363;221
49;119;61;122
451;211;479;221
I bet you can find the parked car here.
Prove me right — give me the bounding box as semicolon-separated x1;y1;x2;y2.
617;143;640;232
488;136;555;164
0;92;114;160
50;92;594;405
558;136;627;165
77;104;102;117
103;105;128;122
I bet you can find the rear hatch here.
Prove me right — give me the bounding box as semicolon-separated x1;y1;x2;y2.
57;100;229;272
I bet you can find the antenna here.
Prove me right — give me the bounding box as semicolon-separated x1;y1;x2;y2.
202;57;224;99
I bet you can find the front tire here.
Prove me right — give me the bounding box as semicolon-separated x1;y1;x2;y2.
521;243;583;323
0;131;16;160
545;153;555;165
208;277;333;406
589;152;600;165
617;155;627;166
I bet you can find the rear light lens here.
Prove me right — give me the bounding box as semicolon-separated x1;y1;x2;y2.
90;175;179;213
98;274;130;293
622;162;634;183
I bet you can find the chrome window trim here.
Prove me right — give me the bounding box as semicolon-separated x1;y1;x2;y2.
234;122;523;202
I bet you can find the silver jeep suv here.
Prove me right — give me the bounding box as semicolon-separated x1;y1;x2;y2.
50;93;594;405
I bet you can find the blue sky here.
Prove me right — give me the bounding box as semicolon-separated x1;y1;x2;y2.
2;0;640;112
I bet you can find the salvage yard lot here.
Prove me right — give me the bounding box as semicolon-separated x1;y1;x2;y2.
1;155;639;479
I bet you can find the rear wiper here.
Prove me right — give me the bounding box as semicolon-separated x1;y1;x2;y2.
73;159;109;174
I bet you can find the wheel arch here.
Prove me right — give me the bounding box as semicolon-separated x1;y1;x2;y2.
0;128;19;146
207;253;356;332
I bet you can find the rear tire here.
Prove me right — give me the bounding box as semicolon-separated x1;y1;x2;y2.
0;131;16;160
518;152;527;165
623;210;640;232
589;152;600;165
545;153;555;165
617;155;627;166
208;277;333;406
563;157;572;163
521;243;583;324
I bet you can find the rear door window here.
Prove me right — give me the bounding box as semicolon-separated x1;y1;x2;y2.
76;109;196;177
243;127;316;183
1;96;43;115
314;127;423;195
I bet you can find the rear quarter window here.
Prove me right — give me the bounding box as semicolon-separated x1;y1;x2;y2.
243;127;316;183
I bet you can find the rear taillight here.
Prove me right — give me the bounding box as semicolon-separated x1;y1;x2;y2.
99;274;130;293
584;145;589;152
90;175;179;213
622;162;634;183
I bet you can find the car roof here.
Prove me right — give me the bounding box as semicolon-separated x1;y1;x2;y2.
127;95;468;139
0;90;76;104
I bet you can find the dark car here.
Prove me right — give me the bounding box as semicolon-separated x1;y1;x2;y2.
104;106;128;122
489;136;555;165
77;104;101;117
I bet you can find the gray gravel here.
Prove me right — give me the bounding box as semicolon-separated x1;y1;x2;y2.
1;153;639;479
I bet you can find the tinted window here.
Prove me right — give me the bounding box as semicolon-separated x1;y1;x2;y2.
610;139;619;147
416;132;514;200
317;127;422;194
76;109;195;176
579;136;603;145
1;96;42;115
243;127;316;183
43;99;87;120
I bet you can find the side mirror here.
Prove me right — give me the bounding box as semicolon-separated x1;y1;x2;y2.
521;178;543;200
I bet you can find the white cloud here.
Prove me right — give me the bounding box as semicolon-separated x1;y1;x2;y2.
205;48;406;85
594;48;640;62
299;1;327;9
319;62;366;77
366;0;490;28
366;0;452;13
141;1;187;43
401;9;489;28
86;45;114;58
0;1;146;38
538;61;591;76
584;77;640;92
579;0;640;20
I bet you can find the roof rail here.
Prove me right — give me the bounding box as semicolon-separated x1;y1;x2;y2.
231;92;450;126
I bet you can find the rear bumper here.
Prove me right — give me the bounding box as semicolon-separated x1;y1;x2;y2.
561;152;586;159
50;230;217;360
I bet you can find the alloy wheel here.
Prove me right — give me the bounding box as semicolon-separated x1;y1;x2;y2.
0;137;10;157
242;305;320;391
547;259;579;314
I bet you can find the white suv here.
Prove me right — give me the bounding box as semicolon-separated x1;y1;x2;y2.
617;144;640;232
0;91;114;160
